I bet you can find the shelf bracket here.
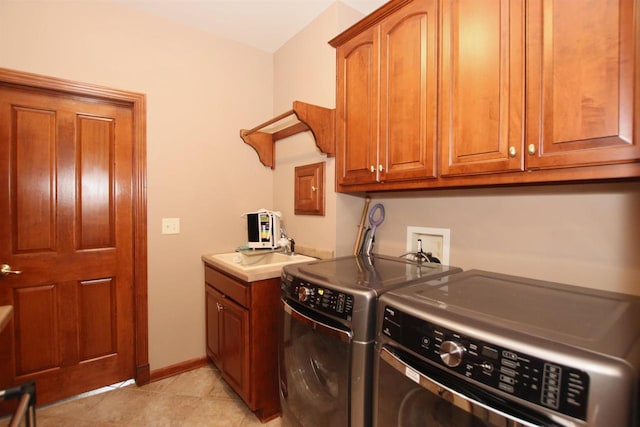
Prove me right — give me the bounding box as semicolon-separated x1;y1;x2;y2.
240;101;335;169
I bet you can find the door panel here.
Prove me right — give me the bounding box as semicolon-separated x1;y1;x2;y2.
440;0;524;176
78;278;116;361
78;115;115;249
205;284;222;364
380;0;437;181
13;285;59;376
526;0;640;168
336;29;379;185
221;297;249;400
0;84;135;405
13;106;57;252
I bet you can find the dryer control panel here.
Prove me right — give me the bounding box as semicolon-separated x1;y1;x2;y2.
281;273;354;321
382;305;590;421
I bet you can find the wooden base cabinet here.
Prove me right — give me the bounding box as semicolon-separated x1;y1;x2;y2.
331;0;640;193
204;264;280;422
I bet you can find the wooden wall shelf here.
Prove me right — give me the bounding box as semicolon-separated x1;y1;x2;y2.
240;101;335;169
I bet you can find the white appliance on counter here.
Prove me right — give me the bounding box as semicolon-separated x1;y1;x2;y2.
244;209;281;249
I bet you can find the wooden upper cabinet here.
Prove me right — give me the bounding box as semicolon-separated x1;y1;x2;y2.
334;0;437;187
331;0;639;192
379;0;438;182
336;29;378;185
439;0;525;176
526;0;640;169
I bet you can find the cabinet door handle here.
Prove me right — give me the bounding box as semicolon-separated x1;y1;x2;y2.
369;165;375;173
528;144;536;155
508;146;517;158
216;302;223;311
378;164;384;172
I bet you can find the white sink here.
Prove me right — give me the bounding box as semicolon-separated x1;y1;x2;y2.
203;251;316;282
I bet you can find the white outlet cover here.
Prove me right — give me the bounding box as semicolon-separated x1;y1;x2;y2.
406;226;450;265
162;218;180;235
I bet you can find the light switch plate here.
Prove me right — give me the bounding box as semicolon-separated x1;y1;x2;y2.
162;218;180;235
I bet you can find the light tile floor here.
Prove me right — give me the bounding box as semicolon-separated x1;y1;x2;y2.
1;365;282;426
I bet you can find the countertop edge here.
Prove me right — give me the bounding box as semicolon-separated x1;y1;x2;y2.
201;251;320;283
202;255;252;282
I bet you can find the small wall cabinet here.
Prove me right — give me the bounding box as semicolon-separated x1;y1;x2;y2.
204;264;280;422
294;162;325;215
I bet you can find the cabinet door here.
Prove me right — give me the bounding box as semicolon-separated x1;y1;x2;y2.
379;0;438;182
336;28;379;185
221;297;250;402
526;0;640;169
440;0;525;176
205;285;223;364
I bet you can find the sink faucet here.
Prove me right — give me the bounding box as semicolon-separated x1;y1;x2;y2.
279;228;295;255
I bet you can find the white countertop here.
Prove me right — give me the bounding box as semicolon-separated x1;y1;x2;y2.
202;251;316;282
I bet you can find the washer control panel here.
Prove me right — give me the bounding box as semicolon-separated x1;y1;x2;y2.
281;273;354;320
382;305;590;421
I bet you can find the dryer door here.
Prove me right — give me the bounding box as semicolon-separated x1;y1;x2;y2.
374;346;570;427
279;298;352;427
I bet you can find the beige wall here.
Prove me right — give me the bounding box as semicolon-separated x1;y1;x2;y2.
1;0;638;377
370;182;640;295
275;5;640;296
272;3;364;256
0;0;275;370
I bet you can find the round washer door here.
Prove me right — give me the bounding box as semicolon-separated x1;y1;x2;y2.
280;300;351;426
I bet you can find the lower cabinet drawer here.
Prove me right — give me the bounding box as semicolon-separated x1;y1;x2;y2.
205;266;249;307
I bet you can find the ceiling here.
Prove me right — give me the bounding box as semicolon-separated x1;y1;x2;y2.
113;0;388;53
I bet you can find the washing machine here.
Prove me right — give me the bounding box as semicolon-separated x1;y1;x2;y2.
279;254;462;427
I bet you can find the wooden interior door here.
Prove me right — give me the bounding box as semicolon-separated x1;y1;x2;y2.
0;81;138;405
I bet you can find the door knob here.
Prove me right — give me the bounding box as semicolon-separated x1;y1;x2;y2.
1;264;22;277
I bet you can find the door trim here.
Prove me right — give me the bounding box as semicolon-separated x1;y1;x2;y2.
0;67;150;384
